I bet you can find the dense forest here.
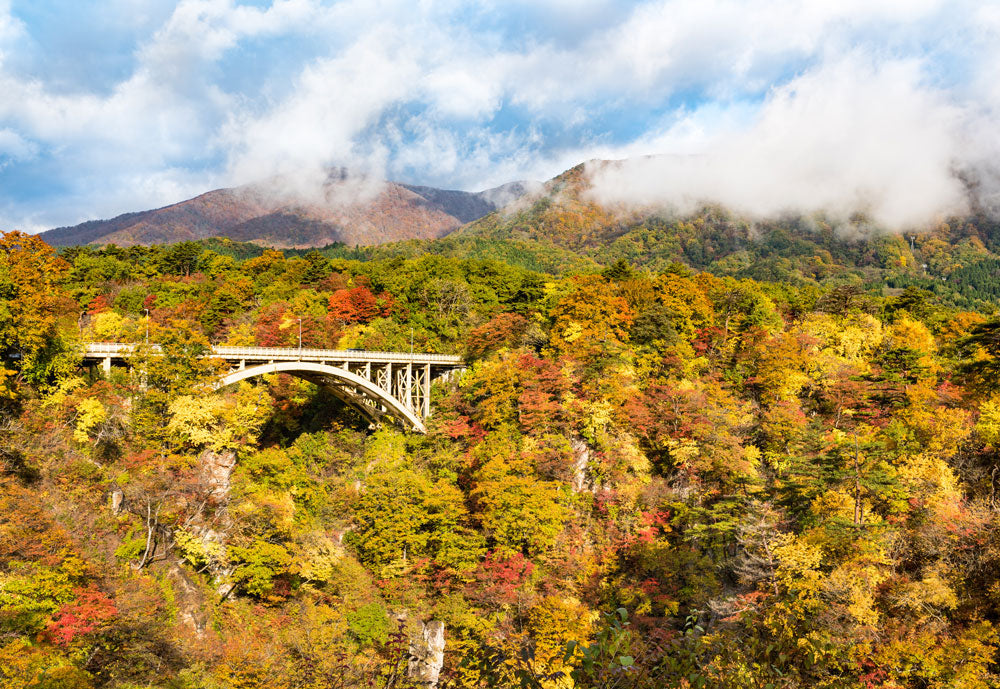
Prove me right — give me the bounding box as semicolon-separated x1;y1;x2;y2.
3;215;1000;689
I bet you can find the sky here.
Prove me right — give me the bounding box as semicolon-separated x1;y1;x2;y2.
1;0;999;232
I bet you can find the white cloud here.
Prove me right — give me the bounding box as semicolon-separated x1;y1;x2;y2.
0;127;35;161
0;0;24;52
0;0;997;231
586;54;971;229
219;25;424;197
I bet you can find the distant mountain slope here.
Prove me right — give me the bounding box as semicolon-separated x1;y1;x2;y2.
455;161;648;249
399;181;535;224
455;159;1000;307
41;170;533;248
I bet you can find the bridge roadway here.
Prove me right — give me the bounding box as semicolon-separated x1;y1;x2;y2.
82;343;465;433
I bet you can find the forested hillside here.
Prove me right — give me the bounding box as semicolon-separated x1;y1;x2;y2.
3;226;1000;688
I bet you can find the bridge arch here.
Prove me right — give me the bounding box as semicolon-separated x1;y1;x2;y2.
216;361;427;433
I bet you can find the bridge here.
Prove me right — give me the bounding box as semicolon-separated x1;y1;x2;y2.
82;343;465;433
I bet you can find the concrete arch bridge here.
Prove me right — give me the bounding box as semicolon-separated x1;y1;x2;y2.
82;343;464;433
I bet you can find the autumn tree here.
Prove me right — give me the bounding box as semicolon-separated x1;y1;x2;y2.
348;464;484;576
0;231;73;398
549;275;634;361
328;285;390;325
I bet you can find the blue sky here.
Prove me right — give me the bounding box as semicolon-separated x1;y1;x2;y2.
0;0;998;231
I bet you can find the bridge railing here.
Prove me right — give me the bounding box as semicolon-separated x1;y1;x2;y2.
81;342;464;366
212;345;463;364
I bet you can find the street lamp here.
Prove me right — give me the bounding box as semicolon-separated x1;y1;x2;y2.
144;308;150;345
297;317;302;354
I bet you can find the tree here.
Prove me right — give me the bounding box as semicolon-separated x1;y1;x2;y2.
328;286;383;325
957;318;1000;395
466;312;532;360
131;319;217;397
549;275;634;361
705;275;782;341
157;241;203;277
0;231;72;397
471;436;569;556
45;586;117;646
347;467;483;574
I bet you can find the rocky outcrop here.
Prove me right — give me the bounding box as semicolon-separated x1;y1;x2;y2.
409;620;446;688
109;485;124;514
185;450;238;596
199;449;236;498
166;562;209;636
571;437;591;493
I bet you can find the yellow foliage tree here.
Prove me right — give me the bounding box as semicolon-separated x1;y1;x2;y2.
528;595;597;687
549;275;634;360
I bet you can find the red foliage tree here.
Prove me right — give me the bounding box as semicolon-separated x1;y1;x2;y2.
318;271;350;292
87;295;112;315
255;303;335;347
465;313;530;359
626;382;712;448
467;551;534;608
516;354;568;435
255;303;290;346
328;286;384;325
46;586;117;646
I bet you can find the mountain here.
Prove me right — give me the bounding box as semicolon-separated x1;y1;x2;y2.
40;170;536;248
448;159;1000;309
43;156;1000;309
455;160;658;249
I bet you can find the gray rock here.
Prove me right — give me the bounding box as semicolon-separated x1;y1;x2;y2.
199;449;236;498
409;620;446;688
109;486;124;514
571;437;591;493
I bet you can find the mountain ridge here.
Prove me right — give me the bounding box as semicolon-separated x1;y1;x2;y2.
40;172;537;249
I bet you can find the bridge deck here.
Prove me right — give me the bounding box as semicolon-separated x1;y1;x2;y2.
82;342;463;367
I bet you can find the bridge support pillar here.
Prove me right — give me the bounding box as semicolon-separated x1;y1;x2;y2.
102;356;111;377
423;363;431;418
405;363;413;411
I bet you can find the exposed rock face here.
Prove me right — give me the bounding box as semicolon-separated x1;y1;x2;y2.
199;449;236;498
179;450;239;598
167;562;208;636
408;620;446;688
109;486;124;514
571;437;591;493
